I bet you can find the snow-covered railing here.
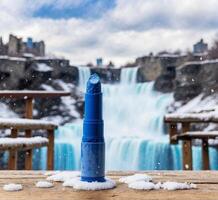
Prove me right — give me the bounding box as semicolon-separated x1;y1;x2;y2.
0;136;48;150
164;111;218;171
0;118;57;170
165;112;218;123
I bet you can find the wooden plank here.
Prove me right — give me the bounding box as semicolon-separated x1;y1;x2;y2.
8;129;18;170
47;129;54;170
1;171;218;200
202;139;210;170
177;131;218;140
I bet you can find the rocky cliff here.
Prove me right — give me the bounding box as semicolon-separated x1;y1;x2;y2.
1;54;218;125
174;60;218;102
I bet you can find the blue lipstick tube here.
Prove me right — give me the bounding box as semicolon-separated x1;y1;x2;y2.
81;74;105;182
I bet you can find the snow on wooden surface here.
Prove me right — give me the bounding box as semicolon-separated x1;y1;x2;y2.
128;181;161;190
0;171;217;200
63;177;116;191
119;174;152;184
3;183;23;191
0;137;48;146
46;171;80;182
36;181;54;188
0;118;57;127
161;182;197;191
120;174;197;191
165;111;218;122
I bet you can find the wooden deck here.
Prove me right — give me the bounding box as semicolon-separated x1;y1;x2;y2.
0;171;218;199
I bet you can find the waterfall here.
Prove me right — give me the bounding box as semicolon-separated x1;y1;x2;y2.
35;66;218;170
78;66;91;92
120;67;138;84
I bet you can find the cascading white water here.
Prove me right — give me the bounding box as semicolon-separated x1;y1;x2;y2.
36;66;218;170
78;66;91;91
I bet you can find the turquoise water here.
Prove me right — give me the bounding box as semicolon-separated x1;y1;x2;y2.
33;67;218;170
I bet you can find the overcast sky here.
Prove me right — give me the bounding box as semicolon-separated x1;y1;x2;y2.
0;0;218;66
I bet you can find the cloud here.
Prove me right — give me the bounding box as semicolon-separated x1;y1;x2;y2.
0;0;218;66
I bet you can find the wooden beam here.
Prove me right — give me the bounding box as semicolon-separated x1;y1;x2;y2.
176;131;218;140
8;129;18;170
47;129;54;170
202;139;210;170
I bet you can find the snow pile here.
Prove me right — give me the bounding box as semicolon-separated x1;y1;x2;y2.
0;55;26;61
169;94;218;115
3;183;23;191
0;137;48;146
35;63;53;72
46;171;116;191
36;181;54;188
119;174;152;184
0;103;18;118
47;171;80;182
120;174;197;191
162;181;197;191
63;177;116;191
128;181;161;190
181;58;218;67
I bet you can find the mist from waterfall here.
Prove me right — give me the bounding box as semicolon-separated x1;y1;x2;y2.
36;66;218;171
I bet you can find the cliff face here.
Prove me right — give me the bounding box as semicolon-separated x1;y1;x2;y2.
1;55;218;124
174;60;218;102
91;67;120;83
133;55;186;93
0;57;80;124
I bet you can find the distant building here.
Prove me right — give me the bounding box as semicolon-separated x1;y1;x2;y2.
96;58;103;67
193;39;208;54
0;34;45;57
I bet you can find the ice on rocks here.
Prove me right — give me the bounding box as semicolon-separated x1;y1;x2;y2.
128;181;161;190
63;177;116;191
161;181;197;191
47;171;80;182
3;183;23;191
36;181;54;188
119;174;152;184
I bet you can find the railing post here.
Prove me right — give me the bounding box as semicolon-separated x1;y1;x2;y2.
8;129;18;170
202;139;210;170
182;122;192;170
47;129;54;170
25;97;33;170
